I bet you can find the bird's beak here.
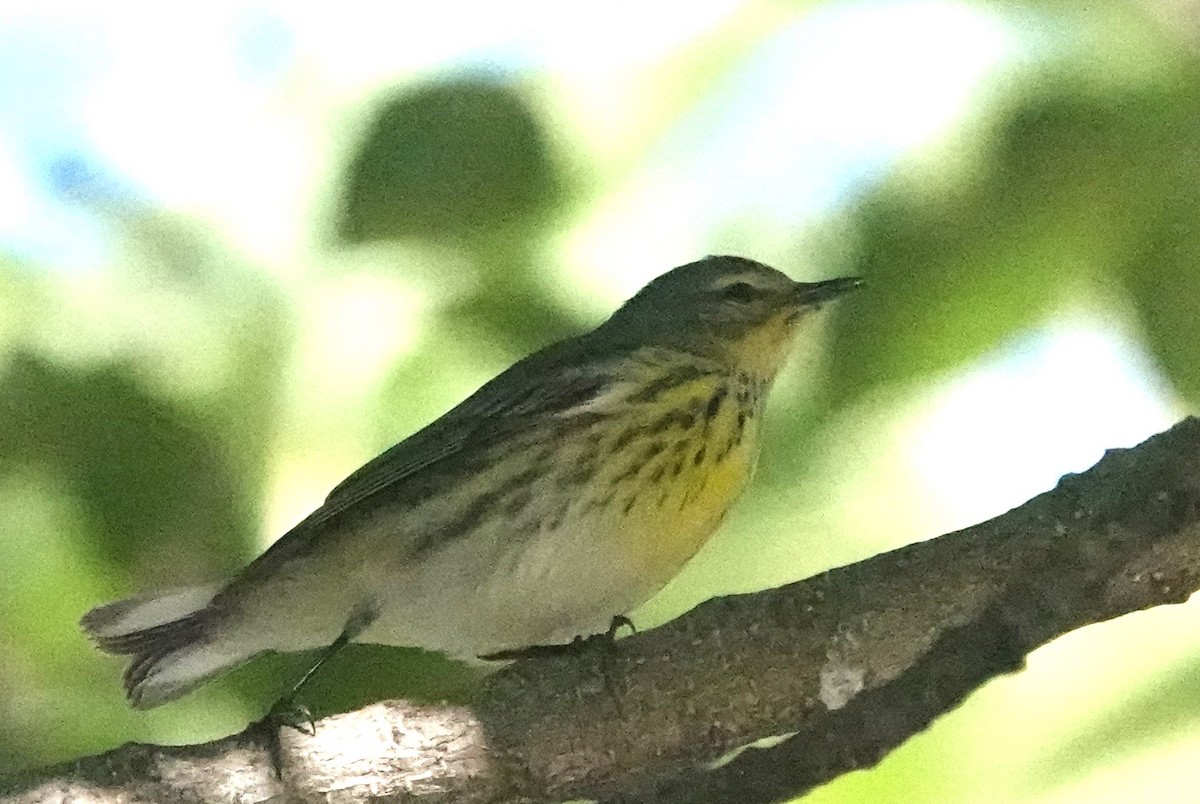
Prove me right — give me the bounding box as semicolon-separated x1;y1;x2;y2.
794;276;864;307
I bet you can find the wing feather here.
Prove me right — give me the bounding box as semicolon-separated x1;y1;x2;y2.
308;335;613;528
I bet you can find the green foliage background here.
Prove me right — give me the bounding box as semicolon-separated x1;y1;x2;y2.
3;2;1200;800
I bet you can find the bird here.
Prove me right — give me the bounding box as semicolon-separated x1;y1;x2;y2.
80;255;861;711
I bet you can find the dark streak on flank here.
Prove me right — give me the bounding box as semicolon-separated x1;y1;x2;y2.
413;489;503;556
531;444;558;474
640;441;666;464
532;371;612;416
626;365;705;403
705;387;727;421
607;461;642;491
568;430;604;465
648;408;697;436
559;453;600;490
542;499;570;532
585;486;617;514
693;445;707;465
670;455;685;477
718;426;742;460
559;467;590;490
611;426;641;452
494;466;543;500
622;495;638;515
503;488;533;518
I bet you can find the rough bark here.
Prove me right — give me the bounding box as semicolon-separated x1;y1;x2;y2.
6;417;1200;804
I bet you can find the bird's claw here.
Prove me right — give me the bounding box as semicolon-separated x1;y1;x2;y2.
268;699;316;736
479;614;636;661
247;698;317;778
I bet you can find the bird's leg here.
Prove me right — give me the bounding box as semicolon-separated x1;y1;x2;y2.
245;630;352;778
593;615;635;704
605;614;637;640
248;605;376;777
269;629;355;733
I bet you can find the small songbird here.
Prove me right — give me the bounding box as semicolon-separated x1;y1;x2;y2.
81;255;861;710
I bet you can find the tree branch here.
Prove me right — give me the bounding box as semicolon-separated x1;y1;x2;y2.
7;418;1200;804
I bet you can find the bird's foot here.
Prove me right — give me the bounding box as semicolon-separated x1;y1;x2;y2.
479;614;636;661
479;615;635;708
246;696;317;779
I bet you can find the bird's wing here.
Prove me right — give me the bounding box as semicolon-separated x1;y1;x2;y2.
304;336;615;529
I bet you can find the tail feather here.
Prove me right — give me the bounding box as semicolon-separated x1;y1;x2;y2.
86;611;209;656
80;585;254;708
80;586;218;645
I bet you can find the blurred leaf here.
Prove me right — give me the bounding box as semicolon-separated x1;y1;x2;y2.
0;473;128;771
0;352;256;584
827;65;1200;407
1105;98;1200;401
986;74;1200;402
205;643;477;721
1035;655;1200;791
109;207;292;496
337;77;566;245
288;646;479;716
828;160;1084;406
1122;202;1200;402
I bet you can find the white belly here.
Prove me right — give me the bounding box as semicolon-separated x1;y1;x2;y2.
360;423;759;656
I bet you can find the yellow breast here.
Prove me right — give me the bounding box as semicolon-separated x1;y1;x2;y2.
590;373;765;581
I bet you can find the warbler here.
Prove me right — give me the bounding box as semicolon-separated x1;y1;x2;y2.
81;255;860;709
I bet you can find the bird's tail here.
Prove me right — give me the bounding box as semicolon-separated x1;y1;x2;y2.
80;585;253;708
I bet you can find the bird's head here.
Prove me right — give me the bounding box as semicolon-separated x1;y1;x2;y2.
602;255;861;379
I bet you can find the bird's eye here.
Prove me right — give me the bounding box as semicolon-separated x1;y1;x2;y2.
722;281;756;303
